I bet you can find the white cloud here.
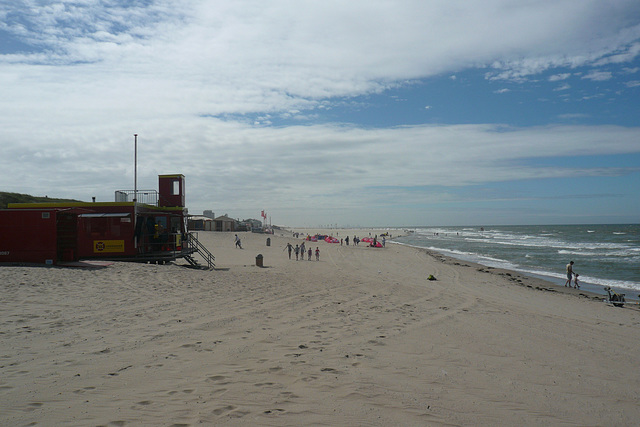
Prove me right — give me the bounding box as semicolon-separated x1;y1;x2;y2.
594;42;640;66
1;117;638;224
2;1;640;102
557;113;590;120
549;73;571;81
582;70;613;81
553;83;571;91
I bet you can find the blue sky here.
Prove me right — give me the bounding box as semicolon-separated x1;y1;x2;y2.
0;1;639;227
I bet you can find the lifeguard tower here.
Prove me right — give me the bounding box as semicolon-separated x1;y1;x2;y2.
0;174;215;268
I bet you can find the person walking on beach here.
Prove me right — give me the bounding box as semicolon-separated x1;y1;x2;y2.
307;247;312;260
574;274;580;289
315;247;320;261
565;261;574;287
345;236;349;246
284;243;293;259
294;244;300;260
300;242;305;261
234;234;242;249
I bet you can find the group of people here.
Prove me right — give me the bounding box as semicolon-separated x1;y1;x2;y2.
284;242;320;261
564;260;580;289
343;234;385;247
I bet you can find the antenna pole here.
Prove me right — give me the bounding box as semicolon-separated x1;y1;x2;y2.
134;134;138;249
134;134;138;203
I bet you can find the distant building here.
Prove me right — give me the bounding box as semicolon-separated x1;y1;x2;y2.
188;215;213;231
244;218;262;231
203;210;215;219
214;214;236;232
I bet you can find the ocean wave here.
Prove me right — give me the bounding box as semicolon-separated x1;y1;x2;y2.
426;247;520;270
557;250;601;256
395;239;640;292
557;249;638;257
465;236;631;251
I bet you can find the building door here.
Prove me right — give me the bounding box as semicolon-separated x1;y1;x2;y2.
57;213;78;261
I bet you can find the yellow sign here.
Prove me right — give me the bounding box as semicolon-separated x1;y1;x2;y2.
93;240;125;253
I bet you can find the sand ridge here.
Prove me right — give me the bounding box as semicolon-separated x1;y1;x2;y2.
1;229;639;426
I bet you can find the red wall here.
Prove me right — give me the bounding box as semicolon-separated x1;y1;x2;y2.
77;215;136;258
1;203;186;264
0;210;58;264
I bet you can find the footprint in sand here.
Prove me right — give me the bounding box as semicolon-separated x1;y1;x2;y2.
73;386;96;394
280;391;299;398
207;375;230;385
25;402;43;412
212;404;237;415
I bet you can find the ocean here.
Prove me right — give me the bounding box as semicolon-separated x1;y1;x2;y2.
392;224;639;297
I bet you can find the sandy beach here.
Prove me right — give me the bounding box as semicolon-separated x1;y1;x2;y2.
1;228;639;426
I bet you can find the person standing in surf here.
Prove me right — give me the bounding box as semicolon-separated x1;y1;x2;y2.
565;261;574;287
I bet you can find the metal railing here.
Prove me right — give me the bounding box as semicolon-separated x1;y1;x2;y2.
185;232;216;269
115;190;159;205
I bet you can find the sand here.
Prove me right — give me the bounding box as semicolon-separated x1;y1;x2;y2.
1;228;639;426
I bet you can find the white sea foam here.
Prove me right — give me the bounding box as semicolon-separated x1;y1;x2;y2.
557;249;636;257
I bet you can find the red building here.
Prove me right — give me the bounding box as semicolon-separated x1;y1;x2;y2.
0;175;214;267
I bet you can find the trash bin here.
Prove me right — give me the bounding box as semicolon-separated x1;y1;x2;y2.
256;254;263;267
266;237;271;246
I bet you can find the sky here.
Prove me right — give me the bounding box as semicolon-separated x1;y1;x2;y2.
1;1;639;227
